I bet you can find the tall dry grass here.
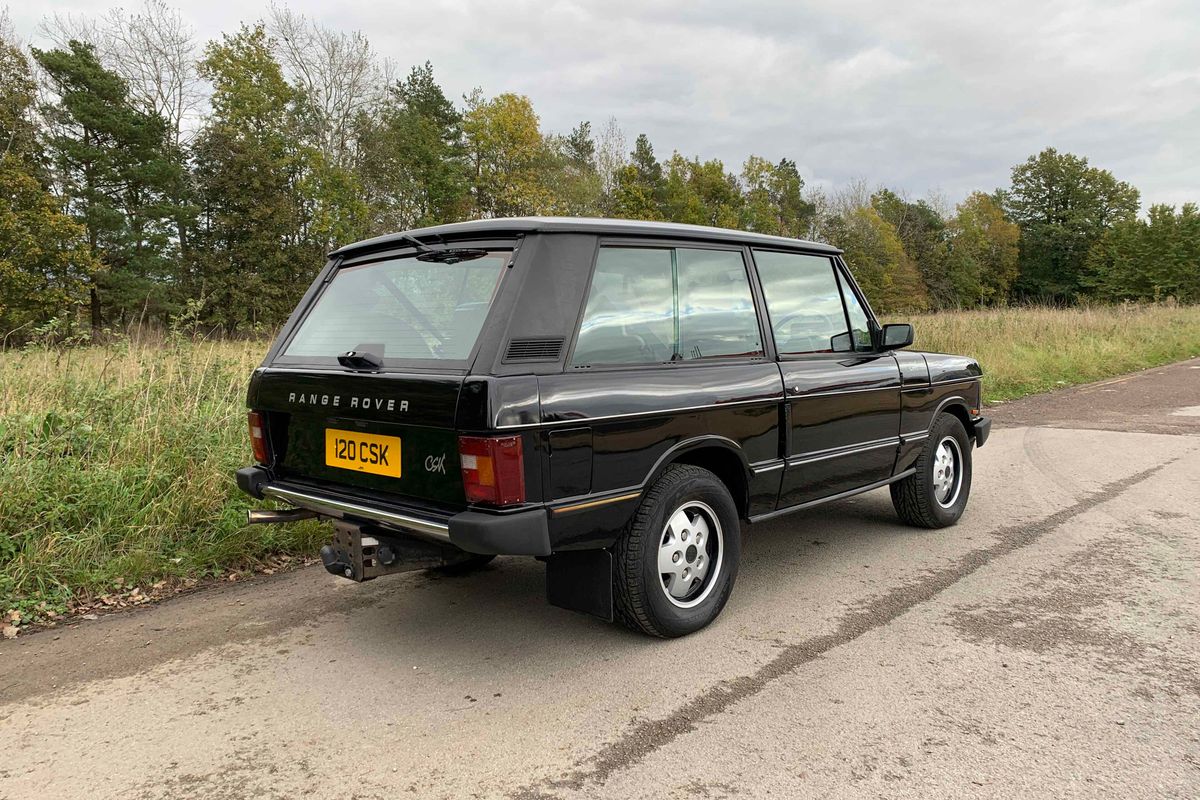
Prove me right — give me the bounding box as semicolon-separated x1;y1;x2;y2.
0;335;324;614
896;304;1200;401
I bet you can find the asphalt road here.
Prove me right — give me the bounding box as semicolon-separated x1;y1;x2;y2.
3;359;1199;799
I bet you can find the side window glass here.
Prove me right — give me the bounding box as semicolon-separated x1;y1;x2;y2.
837;270;874;351
676;248;762;360
572;246;763;366
571;248;673;366
753;251;852;354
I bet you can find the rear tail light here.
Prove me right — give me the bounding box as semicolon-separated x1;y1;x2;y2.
248;411;269;464
458;435;525;506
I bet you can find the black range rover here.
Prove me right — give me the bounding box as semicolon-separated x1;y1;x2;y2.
238;217;990;637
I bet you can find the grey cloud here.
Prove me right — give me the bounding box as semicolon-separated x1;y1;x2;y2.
14;0;1199;207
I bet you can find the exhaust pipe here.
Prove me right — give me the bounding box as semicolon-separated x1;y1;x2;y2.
247;507;319;525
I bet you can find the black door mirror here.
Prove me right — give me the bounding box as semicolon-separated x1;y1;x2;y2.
880;323;913;351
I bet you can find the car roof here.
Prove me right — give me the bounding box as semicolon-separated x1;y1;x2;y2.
329;216;842;257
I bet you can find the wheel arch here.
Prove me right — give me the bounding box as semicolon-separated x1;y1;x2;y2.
645;436;750;519
930;393;974;438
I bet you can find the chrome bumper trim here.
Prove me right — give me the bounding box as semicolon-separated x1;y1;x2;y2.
261;485;452;543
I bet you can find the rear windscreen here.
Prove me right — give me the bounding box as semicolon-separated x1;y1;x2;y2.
280;251;509;365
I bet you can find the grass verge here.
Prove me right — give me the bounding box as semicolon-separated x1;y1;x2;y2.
0;336;326;626
897;303;1200;402
3;304;1199;625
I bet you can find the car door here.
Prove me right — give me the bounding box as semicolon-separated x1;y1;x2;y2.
751;249;902;508
541;241;785;524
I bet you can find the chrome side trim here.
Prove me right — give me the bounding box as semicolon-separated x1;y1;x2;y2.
750;461;786;474
786;436;900;467
552;490;642;516
900;430;930;441
494;396;780;430
786;384;900;399
261;485;452;543
903;377;979;392
749;468;918;524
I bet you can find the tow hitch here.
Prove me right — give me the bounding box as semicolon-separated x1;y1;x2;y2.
319;521;479;581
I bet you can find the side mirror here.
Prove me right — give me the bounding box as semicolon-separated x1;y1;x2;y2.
880;323;913;351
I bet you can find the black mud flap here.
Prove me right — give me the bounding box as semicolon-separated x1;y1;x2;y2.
546;549;613;622
320;521;475;581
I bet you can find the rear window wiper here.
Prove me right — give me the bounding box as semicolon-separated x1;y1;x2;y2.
398;234;488;264
338;350;384;371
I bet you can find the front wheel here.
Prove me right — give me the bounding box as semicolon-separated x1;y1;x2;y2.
613;464;742;638
890;413;973;528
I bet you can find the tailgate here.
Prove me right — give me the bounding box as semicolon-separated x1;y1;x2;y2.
250;369;466;508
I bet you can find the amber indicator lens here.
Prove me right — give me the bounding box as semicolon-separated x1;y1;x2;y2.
248;411;269;464
458;435;525;505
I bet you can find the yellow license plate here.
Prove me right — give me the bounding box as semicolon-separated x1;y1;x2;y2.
325;429;402;478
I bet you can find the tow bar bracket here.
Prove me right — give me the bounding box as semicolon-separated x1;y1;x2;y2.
319;521;476;581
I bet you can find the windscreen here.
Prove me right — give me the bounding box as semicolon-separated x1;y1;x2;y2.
281;251;509;364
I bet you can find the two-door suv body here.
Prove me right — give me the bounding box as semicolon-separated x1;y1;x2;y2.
239;217;990;636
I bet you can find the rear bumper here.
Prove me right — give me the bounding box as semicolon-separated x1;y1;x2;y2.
236;467;551;556
971;416;992;447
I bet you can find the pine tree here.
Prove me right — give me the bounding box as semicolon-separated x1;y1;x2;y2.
33;40;189;330
357;61;469;231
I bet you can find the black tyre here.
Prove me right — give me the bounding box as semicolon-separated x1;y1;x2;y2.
430;554;496;575
613;464;741;638
890;413;972;528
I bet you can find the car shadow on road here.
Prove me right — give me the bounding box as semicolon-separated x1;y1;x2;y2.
327;489;922;662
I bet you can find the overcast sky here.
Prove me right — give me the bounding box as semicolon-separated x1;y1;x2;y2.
10;0;1200;208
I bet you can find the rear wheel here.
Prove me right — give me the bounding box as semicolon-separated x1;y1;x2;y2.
891;413;972;528
613;465;741;637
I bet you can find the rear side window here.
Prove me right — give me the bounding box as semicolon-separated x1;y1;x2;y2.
281;251;509;365
570;248;675;365
571;246;762;366
754;251;857;355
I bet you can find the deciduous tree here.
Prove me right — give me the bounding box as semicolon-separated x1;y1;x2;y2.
190;24;309;330
871;189;951;306
740;156;814;238
662;153;741;229
825;206;928;313
945;192;1020;305
462;90;554;217
1001;148;1139;300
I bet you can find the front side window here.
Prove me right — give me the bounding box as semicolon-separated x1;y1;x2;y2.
837;269;874;351
282;251;509;364
571;246;763;366
754;250;854;355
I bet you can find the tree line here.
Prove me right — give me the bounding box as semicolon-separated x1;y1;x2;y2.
1;2;1197;342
